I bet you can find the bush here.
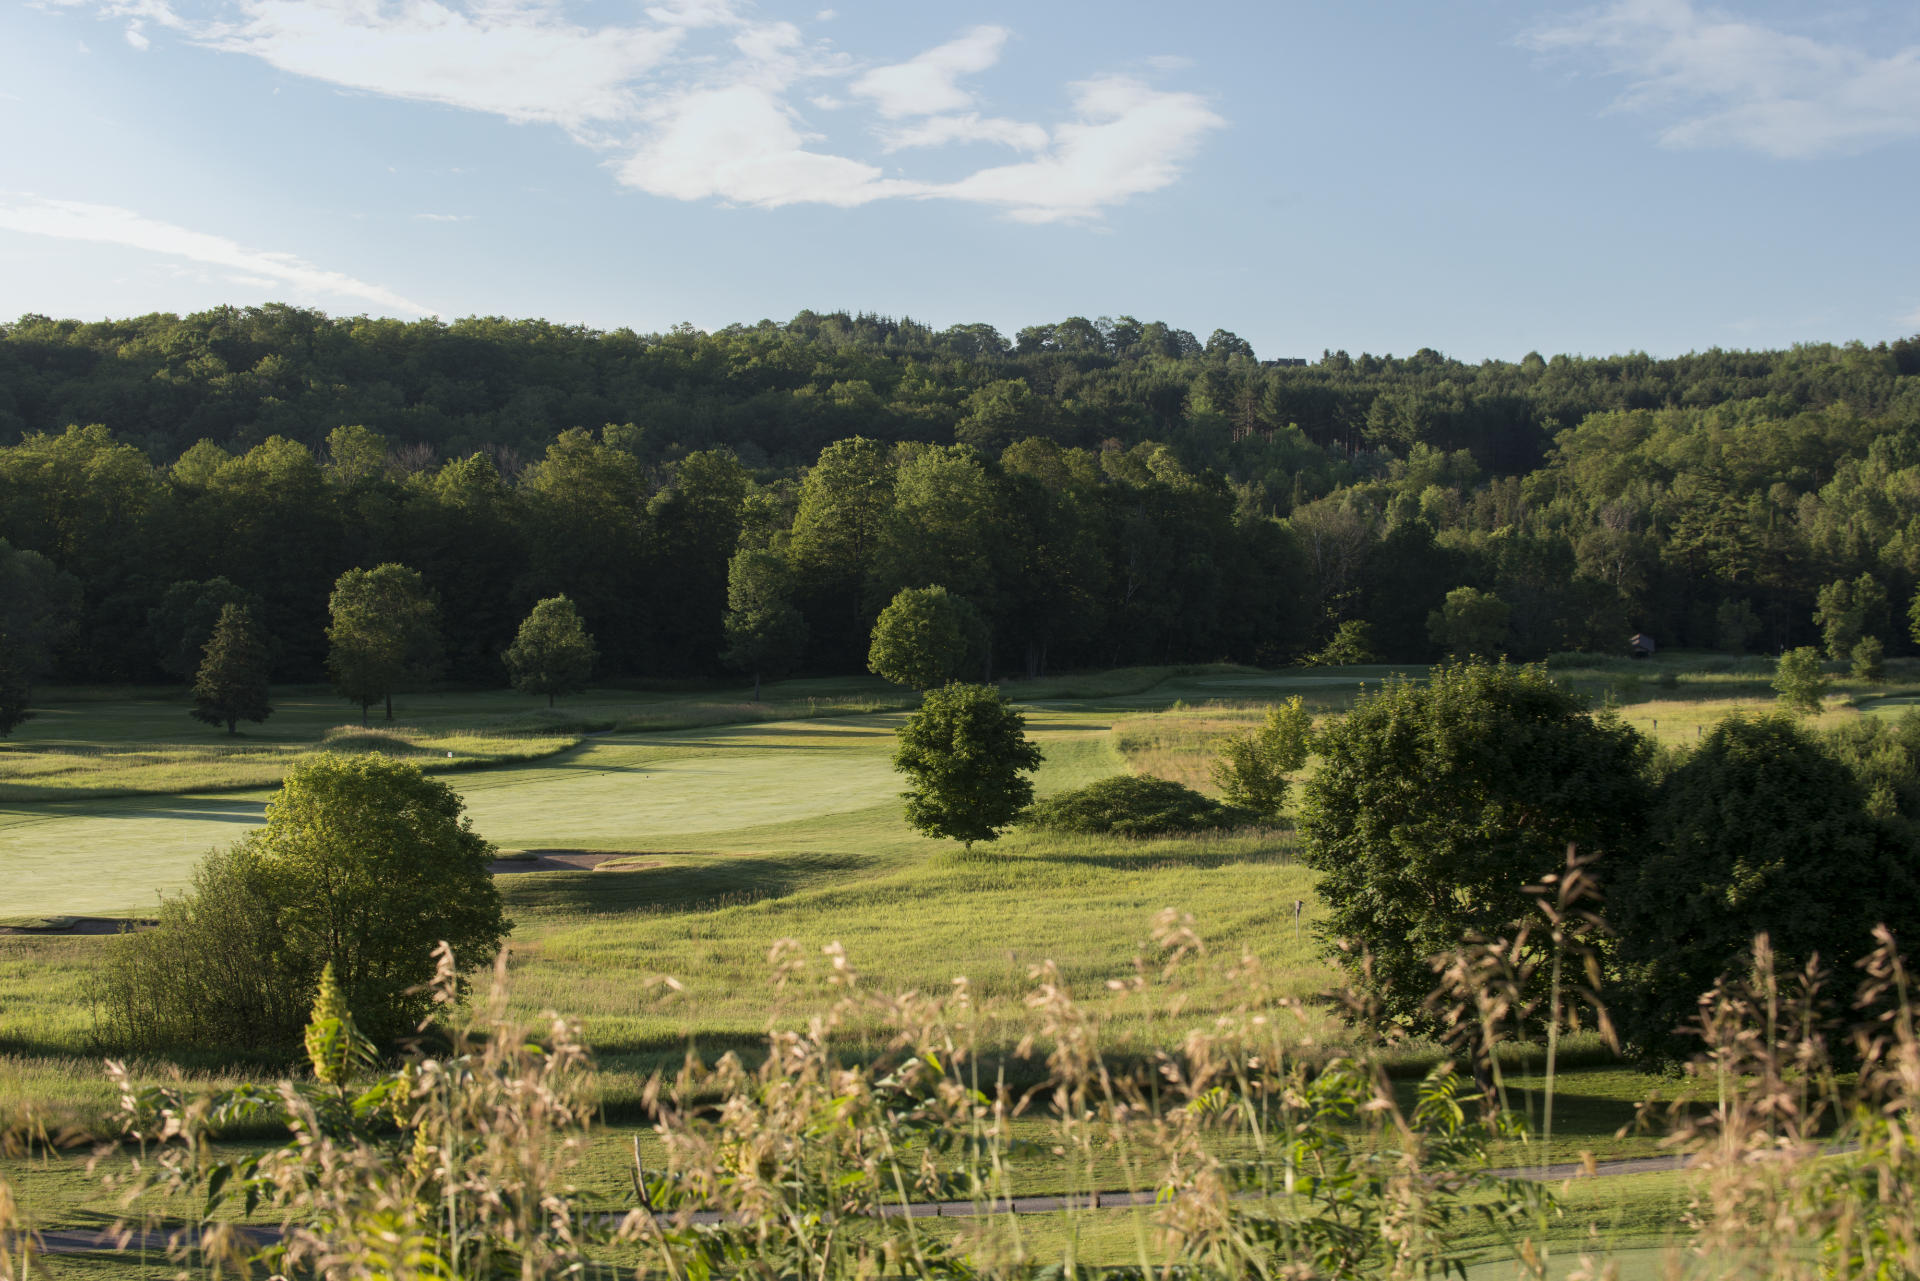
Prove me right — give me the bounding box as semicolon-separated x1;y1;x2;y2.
95;752;510;1054
1025;773;1249;836
1774;645;1828;713
1611;714;1920;1061
1298;660;1652;1030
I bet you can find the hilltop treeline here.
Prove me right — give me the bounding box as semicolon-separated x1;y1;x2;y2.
2;305;1920;685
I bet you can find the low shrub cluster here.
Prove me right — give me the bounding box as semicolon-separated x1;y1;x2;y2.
1024;773;1250;836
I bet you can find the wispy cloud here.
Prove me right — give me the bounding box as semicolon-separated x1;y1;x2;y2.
413;212;471;222
56;1;1221;223
1525;0;1920;158
0;193;430;313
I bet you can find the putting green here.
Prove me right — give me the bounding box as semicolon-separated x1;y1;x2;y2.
0;713;1102;918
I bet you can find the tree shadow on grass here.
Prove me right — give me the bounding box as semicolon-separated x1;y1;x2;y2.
1027;845;1296;874
90;797;266;823
499;849;875;917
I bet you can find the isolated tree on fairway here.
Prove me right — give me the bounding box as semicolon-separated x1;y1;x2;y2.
1297;660;1652;1030
721;549;808;701
1773;646;1827;715
893;682;1043;852
0;632;30;739
503;595;597;706
868;585;986;690
1211;695;1314;821
98;752;509;1051
190;603;273;735
327;563;442;723
1426;586;1510;660
1611;714;1919;1062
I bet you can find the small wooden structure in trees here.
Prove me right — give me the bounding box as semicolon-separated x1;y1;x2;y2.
1629;633;1656;659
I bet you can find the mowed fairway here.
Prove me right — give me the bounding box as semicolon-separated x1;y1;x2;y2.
1;717;912;917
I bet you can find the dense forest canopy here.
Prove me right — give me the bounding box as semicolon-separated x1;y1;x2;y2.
3;304;1919;687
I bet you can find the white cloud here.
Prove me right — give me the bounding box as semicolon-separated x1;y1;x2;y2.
413;212;471;222
620;84;920;207
935;77;1224;223
200;0;687;129
1525;0;1920;158
878;113;1049;153
125;22;150;49
0;193;430;313
851;25;1007;118
55;2;1220;222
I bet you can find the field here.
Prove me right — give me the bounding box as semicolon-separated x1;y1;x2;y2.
2;653;1911;1272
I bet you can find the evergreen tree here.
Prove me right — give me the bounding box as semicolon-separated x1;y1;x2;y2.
190;603;274;735
503;595;597;707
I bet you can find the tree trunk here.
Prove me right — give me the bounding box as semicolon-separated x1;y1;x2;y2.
361;700;370;726
753;671;762;702
385;693;393;721
548;691;555;708
227;718;237;736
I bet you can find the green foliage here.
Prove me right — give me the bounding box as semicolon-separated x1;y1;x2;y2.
1025;772;1246;836
1210;695;1314;820
1824;709;1920;822
1773;645;1828;714
96;752;509;1051
1304;619;1378;666
1714;598;1761;652
326;563;442;722
148;576;264;681
867;584;987;689
0;538;80;684
1426;585;1510;660
1297;660;1652;1030
0;632;29;738
721;548;808;699
1610;714;1919;1061
190;602;273;735
1853;635;1886;679
892;682;1042;850
303;963;373;1088
502;594;597;706
1815;573;1888;661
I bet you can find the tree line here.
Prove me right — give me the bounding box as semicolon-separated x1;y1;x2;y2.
3;305;1920;699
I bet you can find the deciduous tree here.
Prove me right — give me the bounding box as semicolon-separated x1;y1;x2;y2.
502;595;597;706
721;549;808;701
1211;696;1314;821
868;585;986;690
1297;661;1651;1029
892;682;1042;852
327;564;442;723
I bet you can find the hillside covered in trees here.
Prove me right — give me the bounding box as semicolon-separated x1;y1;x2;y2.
3;304;1920;687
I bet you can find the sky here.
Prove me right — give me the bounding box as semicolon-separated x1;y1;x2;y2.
2;0;1918;361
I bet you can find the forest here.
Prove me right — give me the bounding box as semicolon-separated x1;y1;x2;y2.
3;304;1920;687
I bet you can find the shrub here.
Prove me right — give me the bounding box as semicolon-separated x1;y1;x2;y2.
1298;660;1652;1031
1773;645;1828;713
1025;773;1249;836
1611;713;1920;1062
1210;696;1313;820
95;752;510;1054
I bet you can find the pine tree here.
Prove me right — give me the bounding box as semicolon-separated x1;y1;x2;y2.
191;603;273;735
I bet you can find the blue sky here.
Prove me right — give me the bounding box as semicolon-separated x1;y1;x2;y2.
2;0;1917;360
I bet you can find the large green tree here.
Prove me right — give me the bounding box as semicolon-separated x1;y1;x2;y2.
1611;714;1920;1061
892;682;1043;852
191;603;274;735
1297;660;1652;1029
326;563;442;723
721;549;808;701
149;576;265;681
502;595;597;706
1426;586;1510;661
786;437;896;666
0;632;30;739
98;752;510;1050
867;585;987;690
1814;573;1888;661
